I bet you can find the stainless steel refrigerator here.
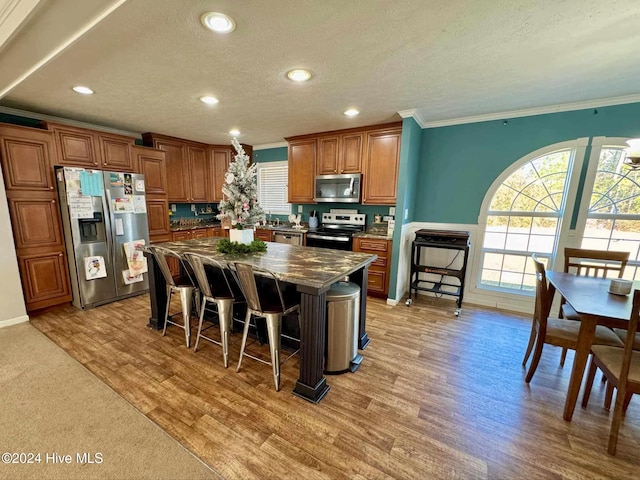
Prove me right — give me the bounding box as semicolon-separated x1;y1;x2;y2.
56;167;150;309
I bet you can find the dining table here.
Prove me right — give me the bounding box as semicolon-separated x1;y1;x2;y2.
545;271;639;421
142;237;376;403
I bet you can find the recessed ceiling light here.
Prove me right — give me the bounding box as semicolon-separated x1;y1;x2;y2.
344;109;359;117
286;69;312;82
72;86;94;95
229;129;241;136
200;95;219;105
201;12;236;33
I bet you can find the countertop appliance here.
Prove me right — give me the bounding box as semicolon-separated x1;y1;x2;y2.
56;167;150;309
306;209;366;251
315;173;361;203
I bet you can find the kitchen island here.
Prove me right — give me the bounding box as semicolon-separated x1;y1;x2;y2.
143;237;376;403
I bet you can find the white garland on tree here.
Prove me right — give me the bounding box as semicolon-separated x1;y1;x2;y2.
216;138;264;227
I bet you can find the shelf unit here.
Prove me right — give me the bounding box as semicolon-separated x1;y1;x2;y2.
407;229;470;315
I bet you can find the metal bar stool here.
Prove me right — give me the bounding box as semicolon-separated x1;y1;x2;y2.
184;253;242;367
149;246;198;348
232;262;300;391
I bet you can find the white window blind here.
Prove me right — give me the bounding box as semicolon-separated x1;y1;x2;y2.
257;161;291;215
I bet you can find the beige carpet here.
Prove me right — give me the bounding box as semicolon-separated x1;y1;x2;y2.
0;323;220;480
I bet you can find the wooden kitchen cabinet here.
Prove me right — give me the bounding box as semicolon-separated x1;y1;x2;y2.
133;146;167;195
19;251;72;311
317;132;363;175
188;145;208;202
362;127;401;205
353;237;392;297
287;138;317;203
0;123;72;312
0;125;57;192
255;228;273;242
145;135;190;202
8;194;64;250
209;148;231;202
45;123;136;171
192;228;208;239
146;198;171;243
99;134;136;171
208;226;227;238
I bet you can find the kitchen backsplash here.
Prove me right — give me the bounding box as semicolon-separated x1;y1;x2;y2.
171;202;393;225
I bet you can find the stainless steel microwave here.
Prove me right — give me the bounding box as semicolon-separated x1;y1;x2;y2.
315;173;361;203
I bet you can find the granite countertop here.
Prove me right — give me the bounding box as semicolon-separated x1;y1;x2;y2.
170;222;221;231
148;237;375;290
353;225;393;240
256;225;309;234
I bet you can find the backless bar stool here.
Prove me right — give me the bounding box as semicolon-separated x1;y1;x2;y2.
184;253;241;367
149;246;198;348
232;262;299;391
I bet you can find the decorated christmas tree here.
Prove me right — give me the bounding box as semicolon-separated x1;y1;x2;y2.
216;138;264;227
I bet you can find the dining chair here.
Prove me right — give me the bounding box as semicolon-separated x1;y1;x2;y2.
581;289;640;455
149;246;199;348
184;253;243;367
523;254;623;383
232;262;300;391
556;248;630;367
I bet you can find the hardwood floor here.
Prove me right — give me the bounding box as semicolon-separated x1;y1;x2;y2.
29;294;640;479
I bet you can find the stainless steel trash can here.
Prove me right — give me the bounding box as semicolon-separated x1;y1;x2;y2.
325;281;362;374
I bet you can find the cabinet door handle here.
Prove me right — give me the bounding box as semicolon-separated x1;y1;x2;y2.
58;253;63;257
49;186;54;190
51;200;56;204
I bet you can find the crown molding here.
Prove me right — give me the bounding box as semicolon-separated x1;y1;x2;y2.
253;141;288;150
0;0;41;48
397;109;427;128
418;93;640;129
0;105;142;138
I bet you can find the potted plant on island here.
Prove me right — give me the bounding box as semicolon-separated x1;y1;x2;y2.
216;138;264;244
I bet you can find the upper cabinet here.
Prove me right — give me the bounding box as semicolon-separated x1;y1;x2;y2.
317;132;363;175
362;127;401;205
286;123;401;204
143;133;210;203
44;122;136;171
0;125;56;192
287;139;317;203
210;148;231;202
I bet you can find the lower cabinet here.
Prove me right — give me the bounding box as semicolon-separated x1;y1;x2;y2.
255;228;273;242
19;251;72;310
352;237;392;297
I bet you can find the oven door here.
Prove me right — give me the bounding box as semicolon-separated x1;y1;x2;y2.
306;233;353;251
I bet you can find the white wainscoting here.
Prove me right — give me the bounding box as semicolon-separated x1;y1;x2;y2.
389;221;536;315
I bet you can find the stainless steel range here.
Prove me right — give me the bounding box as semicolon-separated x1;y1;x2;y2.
306;209;366;251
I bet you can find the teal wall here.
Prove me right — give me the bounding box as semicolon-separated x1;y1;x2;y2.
254;147;287;163
415;102;640;224
388;117;422;299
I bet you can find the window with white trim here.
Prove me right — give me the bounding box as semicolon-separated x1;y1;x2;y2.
579;145;640;280
476;137;640;296
257;161;291;215
479;149;573;292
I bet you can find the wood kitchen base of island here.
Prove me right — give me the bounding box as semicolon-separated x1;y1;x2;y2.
143;238;376;403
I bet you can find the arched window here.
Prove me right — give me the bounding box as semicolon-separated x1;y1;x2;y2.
577;140;640;280
477;137;640;297
475;139;589;295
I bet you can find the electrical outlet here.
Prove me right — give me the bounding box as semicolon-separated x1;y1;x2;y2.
404;208;409;220
389;207;395;216
191;204;196;212
298;205;303;213
171;204;176;212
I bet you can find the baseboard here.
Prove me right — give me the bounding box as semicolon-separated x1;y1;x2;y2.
0;314;29;328
386;297;400;306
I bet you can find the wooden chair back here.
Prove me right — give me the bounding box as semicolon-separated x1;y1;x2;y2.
563;248;629;278
532;254;553;328
603;289;640;454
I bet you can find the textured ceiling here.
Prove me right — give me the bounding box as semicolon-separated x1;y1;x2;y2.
1;0;640;146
